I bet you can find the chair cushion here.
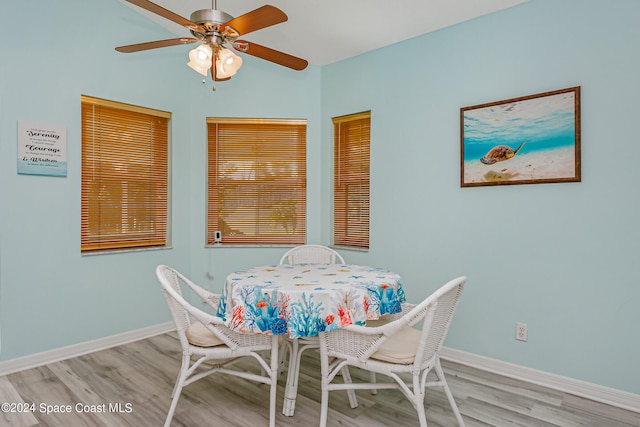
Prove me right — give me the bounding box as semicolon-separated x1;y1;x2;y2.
365;316;392;328
185;322;224;347
371;325;421;364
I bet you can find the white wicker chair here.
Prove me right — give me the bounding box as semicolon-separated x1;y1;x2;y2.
156;265;279;427
318;276;467;427
279;244;345;265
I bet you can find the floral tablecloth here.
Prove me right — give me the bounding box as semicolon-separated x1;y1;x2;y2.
216;264;406;338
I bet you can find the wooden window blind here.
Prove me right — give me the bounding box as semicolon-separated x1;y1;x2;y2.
81;95;170;253
333;111;370;249
207;118;307;245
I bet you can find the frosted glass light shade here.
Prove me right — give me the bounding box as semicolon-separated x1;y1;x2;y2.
216;48;243;79
187;44;213;76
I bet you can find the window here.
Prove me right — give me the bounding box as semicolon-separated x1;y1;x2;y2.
333;111;370;249
81;96;170;253
207;118;306;245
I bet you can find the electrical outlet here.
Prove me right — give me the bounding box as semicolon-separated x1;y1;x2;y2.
516;322;528;342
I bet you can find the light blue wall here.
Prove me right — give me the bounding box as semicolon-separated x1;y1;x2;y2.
0;0;638;397
321;0;640;394
0;0;195;358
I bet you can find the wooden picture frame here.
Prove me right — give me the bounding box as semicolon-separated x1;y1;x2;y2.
460;86;581;187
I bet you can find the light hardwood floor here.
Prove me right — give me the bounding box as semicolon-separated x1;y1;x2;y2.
1;332;638;426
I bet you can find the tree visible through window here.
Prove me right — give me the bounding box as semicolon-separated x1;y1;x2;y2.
81;96;170;253
333;111;370;249
207;118;307;245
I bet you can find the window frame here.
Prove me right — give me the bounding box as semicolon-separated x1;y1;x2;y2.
206;117;307;246
332;111;371;250
80;95;170;254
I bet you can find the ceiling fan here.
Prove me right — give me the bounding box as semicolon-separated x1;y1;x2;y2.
116;0;308;89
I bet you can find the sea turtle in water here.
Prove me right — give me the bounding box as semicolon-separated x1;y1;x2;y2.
480;140;527;165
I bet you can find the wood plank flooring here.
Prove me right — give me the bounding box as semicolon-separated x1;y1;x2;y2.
1;332;638;426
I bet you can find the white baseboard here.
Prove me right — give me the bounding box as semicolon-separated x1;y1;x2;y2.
441;347;640;414
0;322;175;377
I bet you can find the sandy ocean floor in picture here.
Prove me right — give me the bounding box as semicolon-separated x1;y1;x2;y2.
463;146;576;184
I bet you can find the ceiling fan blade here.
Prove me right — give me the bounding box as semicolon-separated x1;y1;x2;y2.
233;40;308;71
124;0;205;33
116;37;198;53
223;5;287;36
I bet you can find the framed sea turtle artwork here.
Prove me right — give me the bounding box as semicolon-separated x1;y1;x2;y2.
460;86;581;187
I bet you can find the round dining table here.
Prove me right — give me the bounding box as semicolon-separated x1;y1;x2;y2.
216;263;406;339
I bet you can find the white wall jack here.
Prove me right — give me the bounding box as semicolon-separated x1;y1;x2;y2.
516;322;528;341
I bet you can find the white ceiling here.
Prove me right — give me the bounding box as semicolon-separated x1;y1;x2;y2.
121;0;528;66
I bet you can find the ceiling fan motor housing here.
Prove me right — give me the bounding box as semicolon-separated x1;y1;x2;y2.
190;9;238;40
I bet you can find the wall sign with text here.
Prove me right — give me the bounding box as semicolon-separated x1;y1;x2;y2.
18;120;67;177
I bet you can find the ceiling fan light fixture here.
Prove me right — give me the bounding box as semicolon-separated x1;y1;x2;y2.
187;44;213;75
216;47;243;79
